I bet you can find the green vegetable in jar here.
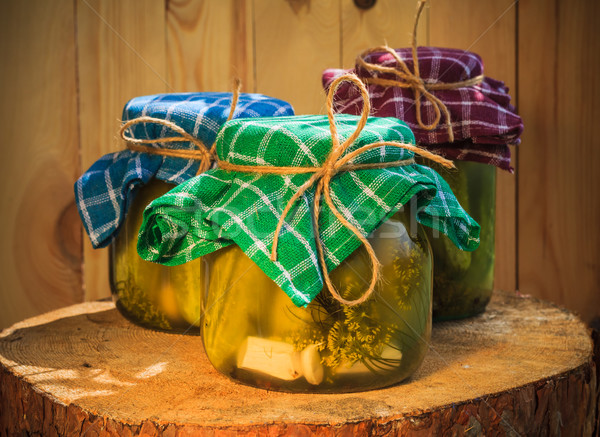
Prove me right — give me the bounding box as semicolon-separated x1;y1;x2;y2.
424;160;496;320
110;179;205;333
202;207;433;393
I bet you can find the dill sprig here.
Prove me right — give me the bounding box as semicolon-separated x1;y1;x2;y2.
115;273;172;330
306;239;428;372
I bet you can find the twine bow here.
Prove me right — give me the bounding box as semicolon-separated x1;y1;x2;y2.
355;0;484;143
120;79;242;175
218;74;454;306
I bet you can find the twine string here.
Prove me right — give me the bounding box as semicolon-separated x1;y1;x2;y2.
217;74;454;306
355;0;484;142
120;78;242;175
120;117;213;173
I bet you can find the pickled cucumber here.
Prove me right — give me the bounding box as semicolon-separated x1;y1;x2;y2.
426;165;472;276
171;259;205;327
425;160;496;320
202;206;433;392
111;179;205;332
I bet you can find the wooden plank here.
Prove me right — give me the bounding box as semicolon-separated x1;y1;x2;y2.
0;0;81;329
341;0;428;70
429;0;518;293
166;0;255;92
254;0;341;115
518;0;600;322
77;0;168;302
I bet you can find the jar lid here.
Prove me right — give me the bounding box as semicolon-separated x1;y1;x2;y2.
215;114;416;167
323;46;523;171
137;107;481;307
75;92;294;249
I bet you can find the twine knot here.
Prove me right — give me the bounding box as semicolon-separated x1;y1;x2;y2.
322;159;337;177
355;0;484;143
119;79;242;175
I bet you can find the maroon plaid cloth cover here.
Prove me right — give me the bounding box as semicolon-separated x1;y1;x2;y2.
322;47;523;171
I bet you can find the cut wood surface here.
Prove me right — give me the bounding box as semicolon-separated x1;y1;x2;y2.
0;291;596;436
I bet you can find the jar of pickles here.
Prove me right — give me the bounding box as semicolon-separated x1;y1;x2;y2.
110;179;206;332
324;45;522;320
202;207;432;392
74;91;295;332
425;160;496;320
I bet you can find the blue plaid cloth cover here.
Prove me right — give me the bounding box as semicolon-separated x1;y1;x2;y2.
75;92;295;248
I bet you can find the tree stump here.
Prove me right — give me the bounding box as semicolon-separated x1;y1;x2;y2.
0;291;596;436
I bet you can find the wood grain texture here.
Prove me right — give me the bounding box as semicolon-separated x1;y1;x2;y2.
0;0;82;329
341;0;428;70
254;0;341;115
518;0;600;323
76;0;168;302
0;292;595;435
167;0;255;93
429;0;519;293
2;0;598;341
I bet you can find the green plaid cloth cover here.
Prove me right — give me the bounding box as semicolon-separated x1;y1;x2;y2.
137;114;480;307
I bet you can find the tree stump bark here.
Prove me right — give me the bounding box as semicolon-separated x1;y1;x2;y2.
0;291;596;436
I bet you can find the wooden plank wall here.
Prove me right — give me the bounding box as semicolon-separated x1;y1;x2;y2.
77;0;168;303
166;0;255;92
0;0;598;328
518;0;600;323
0;0;82;326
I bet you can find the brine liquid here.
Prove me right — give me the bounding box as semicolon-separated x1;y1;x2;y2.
110;179;206;333
202;206;432;393
426;160;496;320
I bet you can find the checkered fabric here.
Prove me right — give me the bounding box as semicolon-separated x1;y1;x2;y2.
322;47;523;171
75;92;294;248
137;114;480;307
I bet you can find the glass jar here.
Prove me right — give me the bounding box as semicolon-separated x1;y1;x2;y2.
202;205;432;393
426;160;496;320
110;179;206;333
